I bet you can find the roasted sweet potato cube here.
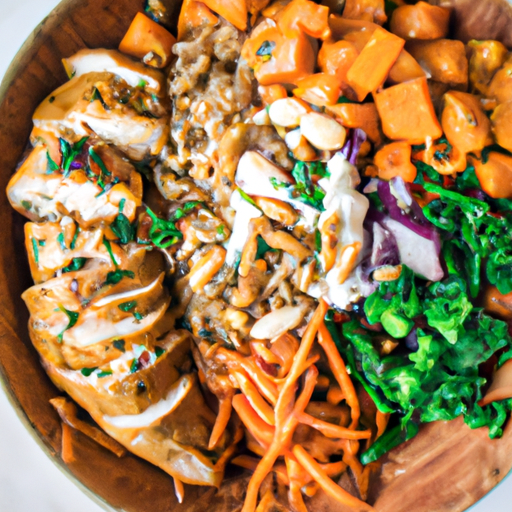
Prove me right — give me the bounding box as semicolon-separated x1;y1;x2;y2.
346;26;405;101
390;1;450;40
373;77;442;144
407;39;468;88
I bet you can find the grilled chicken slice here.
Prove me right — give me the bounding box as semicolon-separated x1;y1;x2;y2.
44;330;232;487
33;66;169;160
22;245;169;369
7;143;142;226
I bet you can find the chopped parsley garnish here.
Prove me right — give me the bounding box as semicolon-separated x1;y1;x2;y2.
133;312;144;321
102;237;118;266
60;137;88;175
90;86;109;110
198;328;214;337
118;301;137;312
217;224;225;236
238;189;259;208
105;269;135;285
97;370;113;378
31;238;39;265
57;305;79;342
146;208;183;248
111;212;135;244
62;258;86;273
155;346;165;358
130;358;139;373
80;367;97;377
271;161;326;211
88;146;111;189
113;339;126;352
46;152;60;173
38;240;46;247
57;233;67;252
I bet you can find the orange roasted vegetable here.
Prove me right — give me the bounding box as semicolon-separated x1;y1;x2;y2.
119;12;176;68
488;56;512;104
491;102;512;152
341;0;387;25
328;16;378;51
293;73;340;107
407;39;468;88
241;19;316;85
442;91;492;154
326;102;381;144
177;0;218;41
346;26;405;101
482;286;512;321
390;1;450;40
202;0;247;30
374;77;442;144
374;142;417;182
473;152;512;199
387;50;425;84
468;40;508;95
258;84;288;105
414;140;466;175
318;39;359;87
481;359;512;407
278;0;330;39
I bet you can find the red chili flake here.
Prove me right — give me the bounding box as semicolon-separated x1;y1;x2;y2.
138;350;151;370
255;355;278;377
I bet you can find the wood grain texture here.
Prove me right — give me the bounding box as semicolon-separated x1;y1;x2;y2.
0;1;511;511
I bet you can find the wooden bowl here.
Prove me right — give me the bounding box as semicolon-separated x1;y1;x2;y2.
1;1;512;511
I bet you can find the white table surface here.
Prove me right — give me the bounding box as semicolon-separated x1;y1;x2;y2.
0;1;511;511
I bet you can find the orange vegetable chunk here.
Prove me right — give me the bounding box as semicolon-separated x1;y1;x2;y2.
277;0;330;39
390;1;450;40
407;39;468;88
488;56;512;104
491;102;512;152
346;26;405;101
482;286;512;321
468;40;508;95
374;77;442;144
241;19;316;86
202;0;247;31
293;73;341;107
482;359;512;406
442;91;492;155
119;13;176;68
374;142;417;182
474;152;512;199
387;49;425;84
258;84;288;105
177;0;218;41
414;139;467;175
342;0;387;25
318;39;359;86
326;102;381;144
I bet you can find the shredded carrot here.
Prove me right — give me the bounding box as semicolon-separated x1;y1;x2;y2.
292;445;374;511
174;478;185;504
213;424;244;471
232;370;276;426
217;347;280;404
242;300;328;512
286;456;309;512
318;323;360;429
327;385;345;405
233;394;275;448
209;394;233;450
295;411;371;440
376;410;391;440
61;422;76;464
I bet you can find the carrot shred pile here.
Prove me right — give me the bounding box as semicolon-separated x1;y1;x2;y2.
205;299;376;511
